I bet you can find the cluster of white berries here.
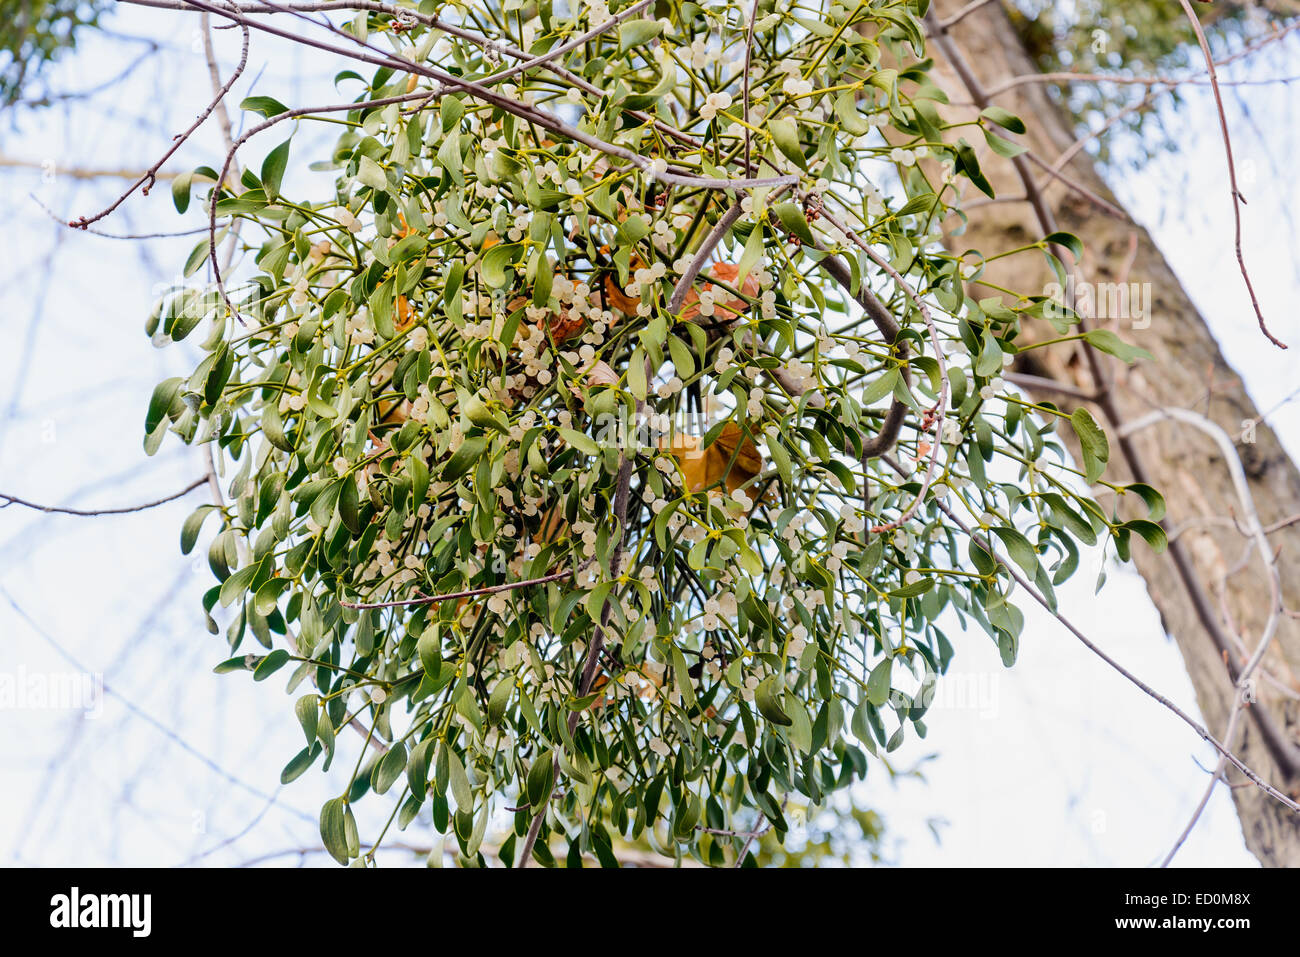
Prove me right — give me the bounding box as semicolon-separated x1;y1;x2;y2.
336;207;362;233
787;624;808;658
584;0;612;26
466;178;499;203
687;36;711;70
780;61;815;99
825;540;851;574
276;364;305;413
780;510;818;547
654;375;684;400
979;376;1006;401
698;89;733;122
839;501;865;534
699;591;738;632
343;307;376;345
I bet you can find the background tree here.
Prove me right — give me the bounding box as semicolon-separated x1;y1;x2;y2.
920;0;1300;866
1;0;107;105
2;0;1297;868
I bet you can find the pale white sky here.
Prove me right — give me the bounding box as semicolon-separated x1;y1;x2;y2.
0;9;1295;867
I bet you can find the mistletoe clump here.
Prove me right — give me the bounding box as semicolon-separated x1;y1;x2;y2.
144;0;1163;866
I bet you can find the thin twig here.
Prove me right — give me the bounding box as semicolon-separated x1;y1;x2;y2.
1120;406;1291;864
68;24;250;229
0;477;208;516
339;569;574;610
1175;0;1285;349
910;464;1300;816
179;0;797;191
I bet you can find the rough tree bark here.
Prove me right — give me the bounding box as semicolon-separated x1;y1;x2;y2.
924;0;1300;864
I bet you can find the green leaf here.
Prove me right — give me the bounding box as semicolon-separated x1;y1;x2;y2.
407;738;434;798
556;427;598;457
253;576;290;617
866;658;892;706
219;561;261;607
754;676;792;726
670;647;698;711
736;221;765;285
861;368;900;405
773;201;815;245
260;138;292;198
834;91;869;135
372;742;408;795
180;505;215;554
982;127;1026;158
253;648;290;681
1044;231;1084;263
310;478;344;528
320;797;350;864
294;694;319;747
765;433;792;485
526;750;554;807
183;236;212;278
619;19;663;51
1123;519;1168;553
768;119;805;168
356;154;387;191
241;95;290;118
786;700;813;753
1082;328;1153;363
479;242;518;288
338;474;361;536
463;394;509;435
954;139;995;198
280;745;319;784
1070;407;1109;484
417;630;441;680
487;678;513;726
1125;483;1167;522
443;435;487;481
172;171;194;213
991;526;1039;578
890;577;934;598
437;131;464;185
213;655;254;674
144;377;182;436
975;330;1003;377
979;106;1026;134
446;746;474;810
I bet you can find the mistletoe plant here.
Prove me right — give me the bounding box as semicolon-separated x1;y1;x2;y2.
143;0;1164;866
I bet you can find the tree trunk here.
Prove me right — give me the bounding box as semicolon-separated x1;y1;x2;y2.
925;0;1300;864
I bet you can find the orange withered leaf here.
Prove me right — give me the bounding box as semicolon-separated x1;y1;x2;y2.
680;262;760;324
661;421;763;495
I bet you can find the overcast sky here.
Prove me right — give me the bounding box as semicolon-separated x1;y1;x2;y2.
1;9;1296;867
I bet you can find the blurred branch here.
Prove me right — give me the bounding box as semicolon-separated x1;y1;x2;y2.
0;154;181;180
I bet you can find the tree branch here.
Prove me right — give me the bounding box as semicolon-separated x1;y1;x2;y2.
0;477;208;516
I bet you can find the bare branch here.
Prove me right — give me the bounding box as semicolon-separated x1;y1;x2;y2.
914;467;1300;816
68;25;251;230
1175;0;1286;349
0;477;208;516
